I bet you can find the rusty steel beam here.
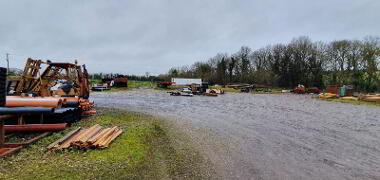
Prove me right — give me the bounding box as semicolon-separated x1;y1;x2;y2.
0;118;3;146
0;132;51;157
0;115;14;146
0;146;22;157
4;132;51;146
4;124;69;133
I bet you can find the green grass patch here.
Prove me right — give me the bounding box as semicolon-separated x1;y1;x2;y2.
0;108;213;179
127;80;155;89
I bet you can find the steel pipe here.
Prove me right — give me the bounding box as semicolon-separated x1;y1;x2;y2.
0;107;54;115
6;96;63;108
44;97;80;107
4;123;69;133
46;97;79;102
0;146;22;157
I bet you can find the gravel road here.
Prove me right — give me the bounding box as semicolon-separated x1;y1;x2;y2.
91;90;380;180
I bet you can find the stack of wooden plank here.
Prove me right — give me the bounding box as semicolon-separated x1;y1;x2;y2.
48;124;123;151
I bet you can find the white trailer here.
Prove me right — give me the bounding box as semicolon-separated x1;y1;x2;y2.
171;78;202;86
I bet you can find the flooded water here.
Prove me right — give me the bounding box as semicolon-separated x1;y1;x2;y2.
92;89;380;180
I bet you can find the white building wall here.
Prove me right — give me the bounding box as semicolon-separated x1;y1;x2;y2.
171;78;202;85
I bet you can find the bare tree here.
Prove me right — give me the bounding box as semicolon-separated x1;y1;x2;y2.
252;46;271;71
360;36;380;91
234;46;252;83
227;57;236;83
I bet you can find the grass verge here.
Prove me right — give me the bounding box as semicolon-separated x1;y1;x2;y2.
127;81;155;89
0;108;213;180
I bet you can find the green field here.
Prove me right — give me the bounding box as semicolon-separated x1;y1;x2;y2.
126;80;155;89
0;108;213;179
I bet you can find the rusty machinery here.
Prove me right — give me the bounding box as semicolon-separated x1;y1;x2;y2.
14;58;89;98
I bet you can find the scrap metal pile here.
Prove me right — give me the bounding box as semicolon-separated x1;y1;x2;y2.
48;124;123;151
3;58;95;119
0;58;97;157
168;82;225;97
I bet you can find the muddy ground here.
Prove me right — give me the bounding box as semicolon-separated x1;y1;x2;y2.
92;90;380;180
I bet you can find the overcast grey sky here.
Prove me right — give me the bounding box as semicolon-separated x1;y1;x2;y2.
0;0;379;75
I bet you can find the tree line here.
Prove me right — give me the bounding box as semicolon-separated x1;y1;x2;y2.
161;36;380;92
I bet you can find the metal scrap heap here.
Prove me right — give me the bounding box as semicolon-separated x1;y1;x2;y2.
3;58;95;118
0;58;97;157
48;124;123;151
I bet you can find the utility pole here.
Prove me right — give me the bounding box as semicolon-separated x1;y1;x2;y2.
6;53;9;75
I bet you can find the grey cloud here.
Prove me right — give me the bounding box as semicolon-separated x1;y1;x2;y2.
0;0;379;75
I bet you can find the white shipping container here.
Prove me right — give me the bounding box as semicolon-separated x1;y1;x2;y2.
171;78;202;85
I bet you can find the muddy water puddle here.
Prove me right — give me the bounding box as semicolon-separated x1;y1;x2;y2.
92;89;380;180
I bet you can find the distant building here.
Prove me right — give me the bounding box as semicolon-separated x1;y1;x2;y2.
171;78;202;86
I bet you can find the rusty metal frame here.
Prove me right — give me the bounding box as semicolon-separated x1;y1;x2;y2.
0;115;52;157
0;146;22;157
13;58;90;98
4;132;51;147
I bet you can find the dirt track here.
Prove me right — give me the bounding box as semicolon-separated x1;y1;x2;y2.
92;90;380;180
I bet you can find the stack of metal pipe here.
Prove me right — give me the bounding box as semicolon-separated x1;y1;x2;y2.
0;96;96;118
